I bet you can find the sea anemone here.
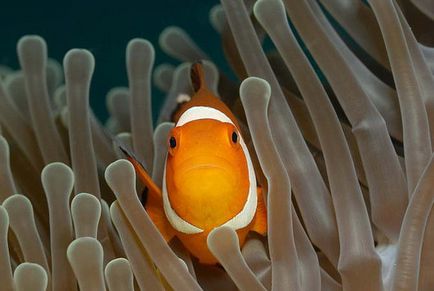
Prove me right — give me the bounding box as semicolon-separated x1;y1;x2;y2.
0;0;433;290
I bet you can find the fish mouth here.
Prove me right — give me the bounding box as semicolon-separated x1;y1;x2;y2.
182;163;230;174
174;156;239;191
176;155;236;173
187;163;222;169
175;164;237;191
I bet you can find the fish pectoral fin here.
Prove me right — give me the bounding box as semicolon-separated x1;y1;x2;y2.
128;156;162;201
147;202;175;242
130;161;175;241
251;187;267;236
137;173;175;242
116;141;174;241
117;142;162;201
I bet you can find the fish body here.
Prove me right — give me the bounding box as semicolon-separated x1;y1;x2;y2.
127;62;267;264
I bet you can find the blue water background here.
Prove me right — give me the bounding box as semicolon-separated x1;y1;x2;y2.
0;0;224;122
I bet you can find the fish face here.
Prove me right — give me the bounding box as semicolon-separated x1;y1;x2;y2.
165;119;250;230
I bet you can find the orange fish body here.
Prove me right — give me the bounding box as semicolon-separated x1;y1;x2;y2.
128;62;267;264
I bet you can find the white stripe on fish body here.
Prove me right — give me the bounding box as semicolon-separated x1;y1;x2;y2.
176;106;233;127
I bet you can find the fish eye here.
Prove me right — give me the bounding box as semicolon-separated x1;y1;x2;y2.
169;136;177;148
231;131;238;143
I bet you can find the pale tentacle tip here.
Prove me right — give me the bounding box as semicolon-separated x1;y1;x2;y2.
207;225;239;251
64;49;95;80
41;162;75;197
104;159;136;195
240;77;271;103
127;38;154;54
14;263;48;291
17;35;46;52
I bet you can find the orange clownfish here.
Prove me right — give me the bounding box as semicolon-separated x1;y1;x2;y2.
124;62;267;264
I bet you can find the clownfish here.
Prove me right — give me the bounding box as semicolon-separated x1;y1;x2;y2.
124;62;267;264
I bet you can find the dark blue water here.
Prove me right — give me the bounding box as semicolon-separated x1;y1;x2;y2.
0;0;223;122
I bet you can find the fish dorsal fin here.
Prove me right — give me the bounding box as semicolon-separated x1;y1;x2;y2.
190;61;205;93
173;61;240;127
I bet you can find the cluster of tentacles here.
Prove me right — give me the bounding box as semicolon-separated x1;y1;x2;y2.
0;0;434;290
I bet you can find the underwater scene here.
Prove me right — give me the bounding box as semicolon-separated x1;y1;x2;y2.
0;0;434;290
